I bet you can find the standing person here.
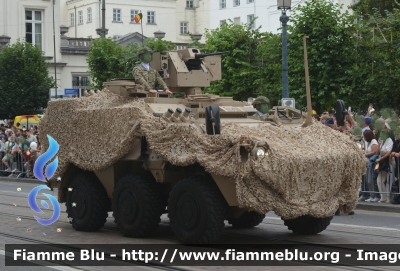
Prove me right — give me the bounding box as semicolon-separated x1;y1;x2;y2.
2;136;16;171
132;47;172;94
25;130;37;143
362;130;380;202
376;127;394;203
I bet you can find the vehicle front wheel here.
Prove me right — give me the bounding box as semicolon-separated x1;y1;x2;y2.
66;172;110;231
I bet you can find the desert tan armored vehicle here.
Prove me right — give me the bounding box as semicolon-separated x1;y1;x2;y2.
41;48;365;244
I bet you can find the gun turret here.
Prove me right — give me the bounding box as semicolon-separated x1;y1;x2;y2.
195;51;230;59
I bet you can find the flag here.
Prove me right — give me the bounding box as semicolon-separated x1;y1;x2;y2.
134;13;142;23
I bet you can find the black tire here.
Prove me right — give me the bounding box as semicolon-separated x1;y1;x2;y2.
283;216;333;235
168;175;227;244
228;211;266;228
65;172;110;231
112;173;163;238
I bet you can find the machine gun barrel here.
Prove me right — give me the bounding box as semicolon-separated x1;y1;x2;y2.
195;51;230;59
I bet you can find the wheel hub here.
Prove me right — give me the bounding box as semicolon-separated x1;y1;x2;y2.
176;193;199;231
119;190;138;223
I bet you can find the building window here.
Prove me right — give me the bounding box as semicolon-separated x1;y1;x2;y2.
186;0;194;8
78;11;83;24
113;9;121;22
234;0;240;7
87;8;92;23
220;0;226;9
147;11;155;24
247;0;254;3
180;22;188;34
130;10;139;22
176;45;186;50
25;10;43;50
234;17;240;24
70;13;75;26
247;14;255;28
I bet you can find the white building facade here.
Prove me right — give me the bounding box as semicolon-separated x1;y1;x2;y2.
62;0;209;44
0;0;210;97
210;0;357;34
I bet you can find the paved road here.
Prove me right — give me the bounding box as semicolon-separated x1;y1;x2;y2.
0;179;399;271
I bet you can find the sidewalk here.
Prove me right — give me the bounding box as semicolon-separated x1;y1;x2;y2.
356;201;400;213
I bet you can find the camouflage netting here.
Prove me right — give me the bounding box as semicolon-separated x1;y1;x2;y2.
40;90;366;220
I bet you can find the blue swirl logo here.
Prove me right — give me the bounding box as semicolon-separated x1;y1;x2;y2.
28;135;61;226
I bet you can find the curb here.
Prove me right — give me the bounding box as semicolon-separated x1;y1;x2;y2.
356;202;400;213
0;176;43;184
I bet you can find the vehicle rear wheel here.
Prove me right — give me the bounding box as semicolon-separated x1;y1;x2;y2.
112;173;163;238
228;211;266;228
66;171;110;231
283;216;333;235
168;175;227;244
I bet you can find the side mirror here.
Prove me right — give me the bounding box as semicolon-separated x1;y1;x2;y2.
336;100;348;126
205;106;221;135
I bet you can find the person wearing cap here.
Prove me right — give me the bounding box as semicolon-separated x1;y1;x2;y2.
132;47;172;95
360;115;372;135
252;96;271;117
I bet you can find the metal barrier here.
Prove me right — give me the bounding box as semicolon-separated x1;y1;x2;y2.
0;150;35;179
360;156;400;204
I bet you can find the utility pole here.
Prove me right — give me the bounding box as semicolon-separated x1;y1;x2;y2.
280;11;289;99
53;0;57;99
102;0;105;38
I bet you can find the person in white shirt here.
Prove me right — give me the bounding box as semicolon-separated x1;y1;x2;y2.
362;130;380;202
376;128;394;203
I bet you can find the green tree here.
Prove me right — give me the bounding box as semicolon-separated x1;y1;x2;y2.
0;40;54;118
288;0;357;112
351;8;400;111
86;38;133;90
144;37;176;52
352;0;400;17
87;37;175;90
202;20;271;101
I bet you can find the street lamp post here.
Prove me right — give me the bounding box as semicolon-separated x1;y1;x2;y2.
277;0;291;99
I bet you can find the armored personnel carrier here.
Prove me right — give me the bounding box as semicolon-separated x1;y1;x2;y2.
41;48;365;244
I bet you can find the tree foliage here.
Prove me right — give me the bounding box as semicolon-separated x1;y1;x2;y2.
288;0;357;112
352;0;400;17
351;8;400;111
203;20;273;101
0;40;54;118
87;37;175;90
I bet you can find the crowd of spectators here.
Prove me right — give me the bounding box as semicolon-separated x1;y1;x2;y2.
0;120;41;178
313;104;400;205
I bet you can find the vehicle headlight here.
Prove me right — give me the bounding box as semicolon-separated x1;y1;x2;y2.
256;148;265;159
356;143;362;150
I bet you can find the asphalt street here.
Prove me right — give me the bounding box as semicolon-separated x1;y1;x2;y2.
0;179;399;271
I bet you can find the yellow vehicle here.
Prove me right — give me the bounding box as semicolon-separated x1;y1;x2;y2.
14;115;40;128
